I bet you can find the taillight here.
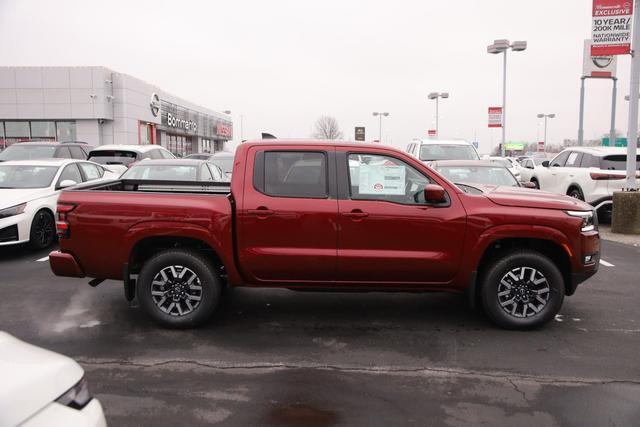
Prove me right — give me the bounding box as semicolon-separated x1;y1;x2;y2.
56;203;76;238
590;172;625;180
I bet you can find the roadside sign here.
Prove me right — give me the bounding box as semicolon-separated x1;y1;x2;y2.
602;136;640;146
583;39;617;77
504;142;525;151
472;141;479;149
428;129;437;137
537;141;545;152
591;0;634;56
488;107;502;128
355;126;365;141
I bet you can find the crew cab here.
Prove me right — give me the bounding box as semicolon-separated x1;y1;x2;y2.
49;140;600;330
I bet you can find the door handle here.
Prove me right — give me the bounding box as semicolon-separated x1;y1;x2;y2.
248;207;274;218
342;209;369;219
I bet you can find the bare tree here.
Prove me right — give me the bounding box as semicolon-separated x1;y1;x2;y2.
313;116;343;140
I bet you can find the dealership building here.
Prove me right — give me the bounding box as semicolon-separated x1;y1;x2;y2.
0;66;233;156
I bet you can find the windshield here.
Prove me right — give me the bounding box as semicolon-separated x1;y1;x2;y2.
88;150;138;166
419;144;479;161
121;164;198;181
600;155;640;171
121;165;198;181
212;158;234;174
0;145;56;161
437;165;519;187
0;165;59;188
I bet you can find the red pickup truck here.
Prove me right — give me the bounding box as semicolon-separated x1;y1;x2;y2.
50;141;600;330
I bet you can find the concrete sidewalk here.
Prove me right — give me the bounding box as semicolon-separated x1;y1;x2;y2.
599;225;640;247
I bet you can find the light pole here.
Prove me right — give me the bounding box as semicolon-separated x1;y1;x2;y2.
223;110;243;141
427;92;449;136
487;39;527;156
372;112;389;143
537;113;555;151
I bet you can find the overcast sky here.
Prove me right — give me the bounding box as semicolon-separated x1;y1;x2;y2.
0;0;631;153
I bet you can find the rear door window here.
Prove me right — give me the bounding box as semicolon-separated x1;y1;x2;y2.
57;163;83;185
256;151;328;198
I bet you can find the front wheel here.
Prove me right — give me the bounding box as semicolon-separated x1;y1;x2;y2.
480;251;565;330
29;210;55;249
137;249;222;328
530;179;540;189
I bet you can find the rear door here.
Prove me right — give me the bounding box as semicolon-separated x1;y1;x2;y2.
237;146;338;284
335;149;466;285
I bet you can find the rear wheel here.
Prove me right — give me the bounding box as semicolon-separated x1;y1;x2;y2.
530;179;540;189
480;250;564;330
137;249;222;328
29;210;55;249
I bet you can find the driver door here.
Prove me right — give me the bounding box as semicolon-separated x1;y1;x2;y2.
336;151;466;285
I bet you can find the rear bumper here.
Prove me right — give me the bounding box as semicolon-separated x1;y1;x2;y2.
49;251;85;278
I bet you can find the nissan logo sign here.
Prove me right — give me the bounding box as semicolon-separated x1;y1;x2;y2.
150;93;160;117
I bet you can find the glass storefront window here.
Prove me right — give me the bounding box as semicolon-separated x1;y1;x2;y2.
4;121;30;138
31;121;56;138
56;121;76;141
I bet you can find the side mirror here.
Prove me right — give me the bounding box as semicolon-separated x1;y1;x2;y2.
424;184;447;204
521;181;537;189
57;179;77;189
541;160;550;167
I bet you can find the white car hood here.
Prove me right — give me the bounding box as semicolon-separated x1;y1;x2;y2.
0;188;53;210
0;332;83;427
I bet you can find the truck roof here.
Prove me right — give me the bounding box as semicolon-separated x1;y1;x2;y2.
240;139;400;150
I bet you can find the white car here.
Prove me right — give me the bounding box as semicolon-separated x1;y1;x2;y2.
0;159;119;248
0;332;106;427
529;147;640;221
519;156;548;183
87;145;175;175
405;139;480;164
488;156;522;181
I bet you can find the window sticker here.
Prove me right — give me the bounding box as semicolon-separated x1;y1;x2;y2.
358;164;406;195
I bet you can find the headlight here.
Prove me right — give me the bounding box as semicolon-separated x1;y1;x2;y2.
566;210;597;232
55;376;92;410
0;203;26;219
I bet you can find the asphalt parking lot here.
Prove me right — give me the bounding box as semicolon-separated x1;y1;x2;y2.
1;239;639;426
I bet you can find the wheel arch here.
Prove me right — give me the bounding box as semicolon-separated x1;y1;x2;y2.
470;237;573;308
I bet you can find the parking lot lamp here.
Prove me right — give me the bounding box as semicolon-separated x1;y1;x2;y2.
427;92;449;136
537;113;555;149
372;112;390;143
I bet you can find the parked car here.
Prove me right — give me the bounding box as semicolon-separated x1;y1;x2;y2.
0;331;106;427
186;152;235;179
0;141;92;162
488;156;522;181
87;144;175;175
121;159;227;182
0;159;118;248
50;140;599;330
406;139;480;163
519;156;548;184
431;160;533;188
527;147;640;221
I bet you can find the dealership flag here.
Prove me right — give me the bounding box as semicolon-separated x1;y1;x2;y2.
591;0;634;56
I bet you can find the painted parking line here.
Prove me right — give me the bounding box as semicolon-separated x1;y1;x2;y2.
36;256;49;262
600;259;615;267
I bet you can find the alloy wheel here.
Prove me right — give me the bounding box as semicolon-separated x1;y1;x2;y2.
497;266;550;318
150;265;203;316
34;212;54;247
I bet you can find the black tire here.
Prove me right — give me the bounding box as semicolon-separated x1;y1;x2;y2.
480;250;565;330
29;209;56;249
597;207;612;224
567;187;584;201
137;249;222;328
531;179;540;189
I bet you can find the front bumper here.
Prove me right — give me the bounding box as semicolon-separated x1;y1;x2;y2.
0;213;30;246
22;398;106;427
566;230;600;296
49;251;85;278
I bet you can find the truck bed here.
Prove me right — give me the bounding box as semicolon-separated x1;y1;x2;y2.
56;179;234;281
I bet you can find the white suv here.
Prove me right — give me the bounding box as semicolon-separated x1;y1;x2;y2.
529;146;640;221
406;139;480;164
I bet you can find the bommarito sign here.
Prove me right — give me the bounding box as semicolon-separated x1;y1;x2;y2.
591;0;634;56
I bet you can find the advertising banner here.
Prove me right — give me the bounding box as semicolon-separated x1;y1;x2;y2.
591;0;634;56
428;129;437;136
488;107;502;128
355;126;365;141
